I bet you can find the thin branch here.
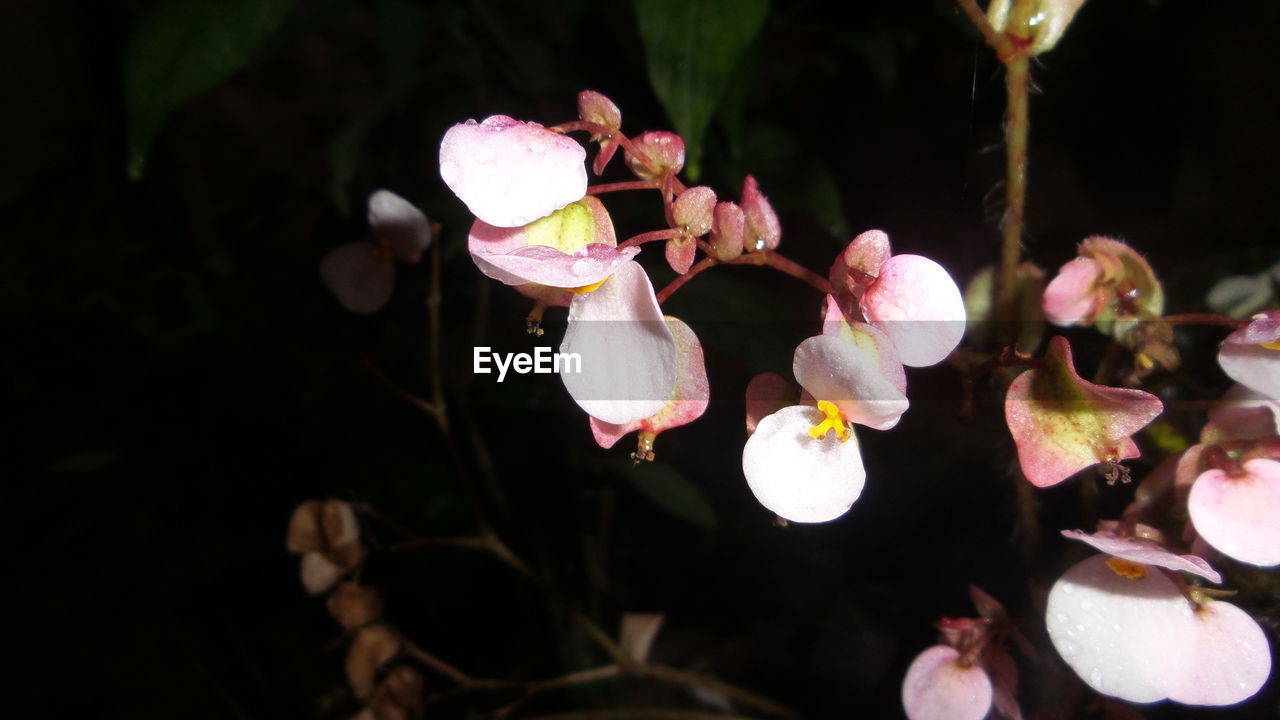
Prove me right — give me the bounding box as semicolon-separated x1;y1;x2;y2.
1162;313;1247;329
401;638;474;686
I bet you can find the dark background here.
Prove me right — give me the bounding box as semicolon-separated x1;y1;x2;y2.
4;0;1278;717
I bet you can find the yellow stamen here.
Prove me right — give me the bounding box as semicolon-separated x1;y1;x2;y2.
1105;557;1148;580
808;400;851;442
570;279;606;294
1262;340;1280;351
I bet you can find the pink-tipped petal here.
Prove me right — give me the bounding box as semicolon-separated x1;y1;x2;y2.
1167;600;1271;706
793;330;908;431
439;115;587;227
741;175;781;251
1060;529;1221;583
589;316;709;447
367;190;431;263
1043;256;1103;326
901;645;993;720
1188;458;1280;567
320;242;394;314
577;90;621;128
860;254;966;367
745;372;797;436
742;405;866;523
1218;312;1280;402
561;262;677;425
1005;337;1164;488
1046;554;1197;704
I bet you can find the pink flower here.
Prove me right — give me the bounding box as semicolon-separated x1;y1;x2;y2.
1005;336;1164;487
1188;457;1280;567
1046;550;1270;706
439;115;587;227
741;306;906;523
560;261;678;426
589;316;708;459
1059;528;1222;583
901;645;993;720
320;190;432;314
1217;310;1280;402
830;230;967;368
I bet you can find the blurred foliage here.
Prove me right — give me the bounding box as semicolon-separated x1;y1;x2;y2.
3;0;1279;718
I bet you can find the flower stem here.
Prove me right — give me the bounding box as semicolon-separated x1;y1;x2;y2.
954;0;1015;60
997;50;1030;346
656;250;833;305
620;228;684;249
588;179;660;195
1162;313;1248;329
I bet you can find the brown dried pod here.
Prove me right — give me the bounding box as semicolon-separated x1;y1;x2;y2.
327;582;384;630
345;624;401;700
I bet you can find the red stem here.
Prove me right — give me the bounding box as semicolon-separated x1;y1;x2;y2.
656;250;833;305
588;179;660;195
1162;313;1248;329
619;228;684;249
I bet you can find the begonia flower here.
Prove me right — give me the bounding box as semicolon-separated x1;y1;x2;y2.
664;185;716;274
1041;236;1163;334
590;316;708;460
709;201;745;261
320;190;432;314
1188;457;1280;567
439;114;587;227
467;196;637;289
1046;551;1270;706
901;645;993;720
828;230;966;368
1217;310;1280;403
560;261;678;425
742;313;907;522
1005;336;1163;487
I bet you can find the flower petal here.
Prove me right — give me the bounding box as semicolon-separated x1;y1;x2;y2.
901;645;993;720
860;254;966;367
745;372;797;436
1005;336;1164;487
1188;458;1280;567
1043;256;1103;326
1046;554;1197;704
1218;311;1280;402
589;316;708;447
469;198;636;288
1166;600;1271;706
439;115;587;227
742;405;866;523
793;330;908;431
561;262;677;425
367;189;431;263
1060;529;1221;583
320;243;394;314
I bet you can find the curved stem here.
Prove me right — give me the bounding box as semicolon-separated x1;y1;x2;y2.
620;228;683;249
656;250;833;305
996;51;1030;346
588;179;660;195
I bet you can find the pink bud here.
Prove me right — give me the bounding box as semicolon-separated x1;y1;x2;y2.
366;190;432;264
673;186;716;237
740;175;780;251
625;131;685;180
710;201;745;260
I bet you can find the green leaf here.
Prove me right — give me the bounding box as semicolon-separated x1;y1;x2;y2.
634;0;769;180
618;460;718;530
125;0;296;179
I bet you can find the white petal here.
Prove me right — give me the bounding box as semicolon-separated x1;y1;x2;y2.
560;262;676;424
742;405;866;523
901;645;993;720
1045;555;1197;704
1167;600;1271;706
